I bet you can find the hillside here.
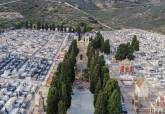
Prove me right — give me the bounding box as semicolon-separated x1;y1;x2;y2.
62;0;165;34
0;0;102;31
0;0;165;34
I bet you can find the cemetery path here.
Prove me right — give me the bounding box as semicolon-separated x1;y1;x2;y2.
67;39;94;114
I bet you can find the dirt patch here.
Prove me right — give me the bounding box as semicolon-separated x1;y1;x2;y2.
0;12;23;20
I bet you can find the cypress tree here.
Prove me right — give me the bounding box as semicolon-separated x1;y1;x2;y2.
25;21;29;29
108;90;121;114
90;64;101;93
104;39;110;54
94;79;102;106
94;92;107;114
47;40;78;114
58;100;66;114
47;87;58;114
131;35;139;51
37;21;41;30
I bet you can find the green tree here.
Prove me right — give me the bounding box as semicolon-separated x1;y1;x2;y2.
98;55;105;67
25;21;29;29
45;23;49;30
92;32;103;49
108;90;121;114
47;40;78;114
100;38;105;53
127;43;135;60
41;24;45;29
57;25;60;31
104;79;119;96
131;35;139;51
52;24;56;31
90;64;101;93
58;100;66;114
47;87;58;114
78;28;81;41
15;22;23;29
115;43;134;61
94;92;107;114
37;21;41;30
94;79;102;106
61;83;70;107
69;26;72;32
60;24;64;32
104;39;110;54
29;22;33;29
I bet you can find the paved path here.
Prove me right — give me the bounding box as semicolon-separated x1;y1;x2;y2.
67;87;94;114
67;40;94;114
119;81;136;114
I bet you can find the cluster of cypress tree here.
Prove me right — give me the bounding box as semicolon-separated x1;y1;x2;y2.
115;35;139;61
90;32;110;54
87;32;121;114
47;40;79;114
25;21;75;32
76;22;93;40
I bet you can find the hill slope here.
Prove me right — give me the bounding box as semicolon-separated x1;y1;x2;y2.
62;0;165;34
0;0;102;31
0;0;165;34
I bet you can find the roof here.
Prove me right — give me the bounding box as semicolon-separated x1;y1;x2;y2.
136;79;144;88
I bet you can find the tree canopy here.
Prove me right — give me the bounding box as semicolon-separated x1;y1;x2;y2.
87;35;121;114
115;36;140;61
47;40;78;114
